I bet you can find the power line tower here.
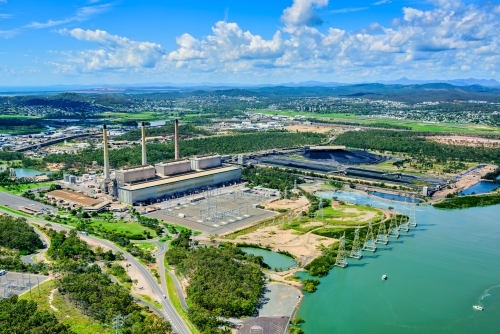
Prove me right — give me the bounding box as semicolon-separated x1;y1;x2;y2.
362;221;377;252
349;228;363;259
399;199;410;232
376;219;389;245
334;233;348;268
317;198;324;219
408;196;417;228
387;212;400;239
113;315;125;334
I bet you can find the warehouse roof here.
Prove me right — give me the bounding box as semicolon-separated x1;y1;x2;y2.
119;166;240;191
47;189;102;206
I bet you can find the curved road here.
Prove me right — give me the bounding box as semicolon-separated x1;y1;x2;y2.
0;207;191;334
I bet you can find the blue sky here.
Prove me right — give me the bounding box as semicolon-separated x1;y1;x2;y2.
0;0;499;86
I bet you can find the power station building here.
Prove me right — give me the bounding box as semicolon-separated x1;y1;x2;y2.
102;120;242;205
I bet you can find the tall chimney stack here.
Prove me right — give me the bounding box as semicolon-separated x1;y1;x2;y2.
103;124;110;180
174;119;180;160
141;121;147;165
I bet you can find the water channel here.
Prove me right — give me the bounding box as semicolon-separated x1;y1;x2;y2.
459;181;498;196
297;191;500;334
240;247;296;271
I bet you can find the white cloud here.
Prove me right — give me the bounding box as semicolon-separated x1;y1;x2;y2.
26;2;114;29
52;0;500;82
0;13;12;19
281;0;328;27
330;7;369;14
56;28;166;71
373;0;391;5
493;6;500;14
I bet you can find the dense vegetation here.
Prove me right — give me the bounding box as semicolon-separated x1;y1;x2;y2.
57;264;171;333
0;215;43;254
0;151;24;161
316;120;412;130
115;123;212;141
243;165;304;195
333;130;500;164
46;229;95;262
166;232;266;333
484;167;500;181
44;130;326;169
0;295;74;334
434;193;500;209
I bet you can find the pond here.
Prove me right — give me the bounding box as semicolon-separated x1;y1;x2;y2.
13;168;51;178
240;247;296;271
459;181;498;196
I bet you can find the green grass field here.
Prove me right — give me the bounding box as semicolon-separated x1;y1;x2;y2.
257;109;500;134
0;205;32;218
0;182;54;195
62;219;157;238
133;242;157;251
19;280;112;334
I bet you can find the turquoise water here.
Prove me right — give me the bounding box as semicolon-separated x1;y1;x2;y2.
370;191;421;203
13;168;51;177
297;191;500;334
240;247;296;270
459;181;498;196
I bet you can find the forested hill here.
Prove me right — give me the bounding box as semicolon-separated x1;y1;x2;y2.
333;130;500;164
0;215;43;254
44;130;327;169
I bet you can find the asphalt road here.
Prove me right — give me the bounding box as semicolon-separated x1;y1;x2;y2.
0;206;191;334
0;191;54;212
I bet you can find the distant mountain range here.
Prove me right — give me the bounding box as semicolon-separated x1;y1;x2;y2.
1;78;500;94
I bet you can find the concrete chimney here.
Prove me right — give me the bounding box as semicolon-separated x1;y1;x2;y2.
174;119;180;160
141;121;147;165
103;124;110;180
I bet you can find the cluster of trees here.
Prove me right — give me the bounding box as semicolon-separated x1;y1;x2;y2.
0;215;43;254
484;167;500;182
46;229;94;262
115;123;212;141
0;118;47;135
333;130;500;164
57;265;171;333
44;131;326;169
0;151;24;161
242;166;305;195
166;232;266;333
0;295;74;334
434;193;500;209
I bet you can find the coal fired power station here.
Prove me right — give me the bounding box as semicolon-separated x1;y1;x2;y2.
104;120;241;205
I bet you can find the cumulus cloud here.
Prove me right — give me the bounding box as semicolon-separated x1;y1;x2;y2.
281;0;328;27
56;28;166;71
53;0;500;81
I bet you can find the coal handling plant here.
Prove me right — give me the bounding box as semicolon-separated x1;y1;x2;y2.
303;146;386;165
100;120;242;205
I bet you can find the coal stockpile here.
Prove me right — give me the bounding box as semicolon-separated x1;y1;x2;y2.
305;149;384;165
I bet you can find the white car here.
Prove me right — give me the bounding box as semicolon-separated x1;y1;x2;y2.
0;270;6;276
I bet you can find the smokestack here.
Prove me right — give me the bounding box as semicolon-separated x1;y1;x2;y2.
103;124;110;180
174;119;180;160
141;121;147;165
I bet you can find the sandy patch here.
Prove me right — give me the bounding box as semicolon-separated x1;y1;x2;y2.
118;260;158;302
49;289;58;312
235;225;337;265
264;196;310;213
79;236;112;252
427;136;500;148
284;125;333;133
300;221;324;228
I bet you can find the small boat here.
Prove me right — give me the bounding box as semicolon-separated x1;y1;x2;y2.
382;275;387;280
473;305;483;311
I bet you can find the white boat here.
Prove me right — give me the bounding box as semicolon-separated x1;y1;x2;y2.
382;275;387;280
473;305;483;311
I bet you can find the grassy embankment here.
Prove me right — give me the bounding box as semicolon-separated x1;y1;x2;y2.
434;193;500;209
19;280;113;334
257;109;500;134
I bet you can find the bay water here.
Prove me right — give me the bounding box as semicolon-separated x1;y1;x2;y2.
297;191;500;334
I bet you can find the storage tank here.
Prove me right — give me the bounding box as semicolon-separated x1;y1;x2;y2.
237;154;247;165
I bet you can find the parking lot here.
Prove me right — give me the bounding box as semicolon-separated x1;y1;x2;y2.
0;271;50;298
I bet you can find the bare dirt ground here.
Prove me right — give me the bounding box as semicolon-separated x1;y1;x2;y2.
49;288;59;312
117;260;158;302
79;235;112;252
46;163;64;171
234;225;337;265
432;164;498;200
283;125;333;133
427;136;500;148
263;196;310;213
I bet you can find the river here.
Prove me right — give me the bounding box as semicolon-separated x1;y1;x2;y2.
296;191;500;334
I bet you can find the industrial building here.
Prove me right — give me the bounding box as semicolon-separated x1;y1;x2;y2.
102;120;242;205
46;189;110;213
